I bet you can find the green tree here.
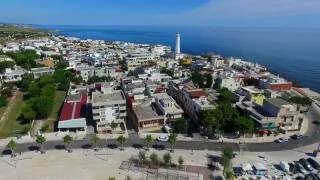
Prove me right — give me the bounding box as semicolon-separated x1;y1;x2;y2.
108;177;115;180
40;84;56;99
0;95;7;107
27;82;40;98
234;116;254;135
35;135;46;153
40;123;49;133
91;134;100;151
218;88;232;103
30;96;54;119
7;139;17;157
0;61;15;73
20;104;36;123
110;121;118;133
138;150;146;165
150;152;159;166
221;147;234;176
191;72;205;88
117;135;127;151
163;153;172;168
63;134;73;152
144;135;154;151
172;118;187;134
18;74;34;91
205;74;213;88
178;156;184;169
168;133;177;152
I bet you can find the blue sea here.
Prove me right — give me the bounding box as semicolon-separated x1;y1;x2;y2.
37;25;320;92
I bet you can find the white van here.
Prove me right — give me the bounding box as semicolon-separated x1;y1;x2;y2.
280;161;290;172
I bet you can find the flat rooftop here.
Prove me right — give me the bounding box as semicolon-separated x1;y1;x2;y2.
92;90;125;103
134;102;164;121
265;98;289;107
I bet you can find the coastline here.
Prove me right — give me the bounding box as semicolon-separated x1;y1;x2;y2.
32;25;320;93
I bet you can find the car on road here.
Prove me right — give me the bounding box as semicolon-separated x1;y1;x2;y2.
291;133;304;140
157;135;169;142
300;158;314;171
307;158;320;170
275;137;289;143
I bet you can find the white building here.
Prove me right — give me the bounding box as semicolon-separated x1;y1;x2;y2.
91;84;127;133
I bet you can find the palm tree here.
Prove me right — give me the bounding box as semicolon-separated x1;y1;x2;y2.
150;152;159;167
144;135;154;151
63;134;73;152
138;150;146;165
110;121;118;133
163;153;172;168
35;135;46;153
221;147;234;176
7;139;17;157
168;133;177;152
117;135;127;151
178;156;184;169
225;170;235;180
91;134;100;151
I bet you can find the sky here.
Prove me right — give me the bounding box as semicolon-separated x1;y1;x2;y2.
1;0;320;27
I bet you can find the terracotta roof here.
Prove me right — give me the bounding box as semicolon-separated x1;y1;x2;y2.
189;90;207;98
59;93;87;121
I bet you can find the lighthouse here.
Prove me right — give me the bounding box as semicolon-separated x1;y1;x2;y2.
175;32;183;60
175;33;180;54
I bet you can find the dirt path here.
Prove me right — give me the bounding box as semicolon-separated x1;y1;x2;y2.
0;91;18;127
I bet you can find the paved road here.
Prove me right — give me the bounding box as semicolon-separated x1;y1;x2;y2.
1;109;320;154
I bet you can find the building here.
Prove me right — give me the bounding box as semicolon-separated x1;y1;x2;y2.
216;76;242;91
31;67;55;79
259;75;292;91
132;98;165;131
153;93;184;124
175;33;184;60
168;81;215;123
91;84;127;133
0;66;27;83
58;92;87;132
237;98;303;132
233;86;265;105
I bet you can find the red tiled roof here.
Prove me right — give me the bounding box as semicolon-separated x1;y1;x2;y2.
59;93;87;121
189;90;207;98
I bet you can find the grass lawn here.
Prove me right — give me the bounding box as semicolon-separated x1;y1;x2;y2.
0;91;28;138
44;90;66;132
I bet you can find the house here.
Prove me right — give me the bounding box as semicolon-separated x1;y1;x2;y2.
259;75;292;91
168;80;215;123
58;92;87;132
91;84;127;133
233;86;265;105
31;67;55;79
237;98;303;132
153;93;184;124
132;98;165;131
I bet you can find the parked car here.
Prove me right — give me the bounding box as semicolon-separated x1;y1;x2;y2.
157;135;169;142
305;174;320;180
307;158;320;170
300;158;314;171
275;137;289;143
280;161;290;173
291;133;304;140
289;162;298;174
295;161;308;175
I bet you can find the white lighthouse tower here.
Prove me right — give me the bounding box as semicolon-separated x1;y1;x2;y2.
175;33;181;54
175;32;183;60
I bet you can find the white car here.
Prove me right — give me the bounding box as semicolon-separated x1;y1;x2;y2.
275;137;289;143
157;135;169;142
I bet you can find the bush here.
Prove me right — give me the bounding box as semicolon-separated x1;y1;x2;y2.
0;95;7;107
